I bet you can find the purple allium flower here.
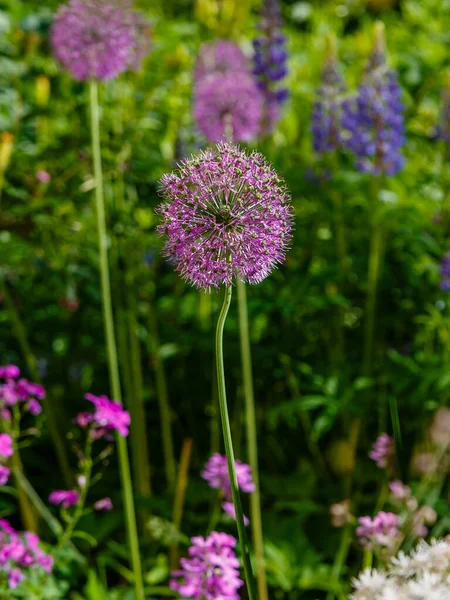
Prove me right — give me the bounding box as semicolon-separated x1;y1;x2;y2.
356;511;400;550
0;466;10;485
48;489;80;508
312;35;346;154
202;453;255;501
194;40;249;83
94;497;113;511
170;531;243;600
222;501;249;526
369;433;394;468
341;23;405;175
51;0;150;81
0;434;13;458
194;73;263;143
156;142;293;290
0;520;54;589
253;0;289;133
0;365;20;379
440;252;450;291
85;393;131;437
36;170;51;184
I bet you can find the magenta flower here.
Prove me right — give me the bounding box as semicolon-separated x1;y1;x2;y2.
0;466;10;485
202;453;255;501
369;433;394;468
389;480;411;501
51;0;150;81
222;501;249;526
85;393;130;437
170;531;243;600
356;511;400;550
157;142;293;290
0;434;13;458
48;489;80;508
0;365;20;379
36;170;51;184
194;73;263;143
94;497;113;511
194;40;250;83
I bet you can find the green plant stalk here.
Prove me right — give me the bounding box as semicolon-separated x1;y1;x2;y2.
236;280;268;600
0;279;72;487
216;286;258;600
148;297;176;490
170;437;193;569
89;79;144;600
325;524;353;600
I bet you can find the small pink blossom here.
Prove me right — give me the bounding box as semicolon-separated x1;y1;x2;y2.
8;567;24;589
36;170;51;183
0;465;10;485
222;501;249;526
94;497;113;511
0;365;20;379
356;511;400;551
369;433;394;468
26;399;42;415
48;489;80;508
201;453;255;501
0;433;13;458
85;393;130;437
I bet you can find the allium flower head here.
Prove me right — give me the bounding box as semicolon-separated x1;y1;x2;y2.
51;0;150;81
342;22;405;175
369;433;394;468
194;73;263;143
194;40;249;83
170;531;243;600
202;452;255;500
312;35;346;154
157;142;293;290
85;392;131;437
48;489;80;508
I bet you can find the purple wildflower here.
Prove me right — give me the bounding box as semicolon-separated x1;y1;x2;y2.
440;251;450;291
389;480;411;501
356;511;400;550
0;520;54;589
369;433;394;468
202;453;255;500
48;489;80;508
170;531;243;600
156;142;293;290
36;170;51;184
0;466;10;485
94;497;113;511
0;434;13;458
51;0;150;81
222;501;249;526
312;35;346;154
85;393;131;437
342;22;405;175
194;40;249;83
194;73;263;143
253;0;289;133
0;365;20;379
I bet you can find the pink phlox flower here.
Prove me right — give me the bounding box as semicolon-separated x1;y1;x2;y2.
48;489;80;508
85;393;130;437
0;465;10;485
0;434;13;458
369;433;394;468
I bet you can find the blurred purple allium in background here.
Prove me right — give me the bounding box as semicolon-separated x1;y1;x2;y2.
194;73;263;143
369;433;394;468
170;531;243;600
342;23;405;175
440;251;450;291
48;489;80;508
312;35;346;154
0;519;54;589
356;511;400;550
194;40;249;82
156;142;293;290
202;452;255;500
253;0;289;133
51;0;150;81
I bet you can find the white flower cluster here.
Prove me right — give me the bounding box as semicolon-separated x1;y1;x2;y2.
350;538;450;600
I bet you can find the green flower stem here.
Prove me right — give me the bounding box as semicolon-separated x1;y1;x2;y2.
216;286;258;600
236;280;268;600
170;437;193;569
89;79;144;600
0;279;72;487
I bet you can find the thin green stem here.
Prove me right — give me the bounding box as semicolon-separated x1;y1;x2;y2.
325;524;353;600
0;279;72;487
236;280;268;600
89;79;144;600
215;286;258;600
170;437;193;569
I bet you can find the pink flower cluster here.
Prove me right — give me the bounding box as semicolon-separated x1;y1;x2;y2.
74;393;131;438
0;364;44;417
0;519;53;589
356;511;400;551
170;531;243;600
369;433;394;468
0;433;13;486
49;489;80;508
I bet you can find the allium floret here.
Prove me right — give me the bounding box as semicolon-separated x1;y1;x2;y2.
51;0;150;81
194;40;249;83
157;142;293;290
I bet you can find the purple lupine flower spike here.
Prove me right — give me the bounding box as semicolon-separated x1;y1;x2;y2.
156;142;294;290
312;35;346;154
253;0;289;133
342;22;405;175
51;0;150;81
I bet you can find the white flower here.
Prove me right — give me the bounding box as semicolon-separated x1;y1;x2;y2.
390;551;414;578
407;572;448;600
351;569;389;599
